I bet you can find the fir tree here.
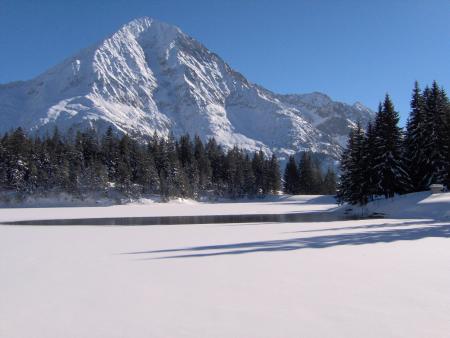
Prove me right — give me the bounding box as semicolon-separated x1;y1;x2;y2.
266;154;281;194
242;154;256;197
404;81;430;191
101;126;119;182
364;121;378;200
373;95;409;198
194;135;212;191
423;81;450;184
225;146;245;198
252;150;266;195
348;123;370;205
283;155;299;194
298;152;320;194
322;167;337;195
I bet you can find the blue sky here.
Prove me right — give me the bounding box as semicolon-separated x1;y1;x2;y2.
1;0;449;124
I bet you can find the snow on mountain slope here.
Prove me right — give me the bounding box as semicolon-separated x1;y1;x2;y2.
0;17;373;158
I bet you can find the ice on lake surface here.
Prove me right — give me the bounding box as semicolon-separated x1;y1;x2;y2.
2;211;376;226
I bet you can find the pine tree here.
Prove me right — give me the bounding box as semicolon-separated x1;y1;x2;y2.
364;121;378;200
225;146;245;198
283;155;299;194
101;126;119;182
348;123;370;205
194;135;212;192
117;134;132;194
252;150;266;195
5;128;32;193
322;167;337;195
0;135;8;190
140;142;160;193
242;154;256;196
266;154;281;194
337;129;354;204
404;81;430;191
166;135;189;198
442;88;450;188
338;123;370;205
373;95;409;198
298;152;316;194
311;156;324;194
423;81;450;184
206;138;226;194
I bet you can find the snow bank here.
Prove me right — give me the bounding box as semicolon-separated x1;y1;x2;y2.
346;191;450;220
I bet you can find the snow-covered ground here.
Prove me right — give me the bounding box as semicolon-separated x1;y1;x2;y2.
0;194;337;223
1;193;449;338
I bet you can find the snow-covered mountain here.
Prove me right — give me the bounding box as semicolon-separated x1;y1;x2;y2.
0;17;372;159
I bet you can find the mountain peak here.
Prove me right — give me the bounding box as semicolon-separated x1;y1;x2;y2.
115;17;184;44
0;17;373;160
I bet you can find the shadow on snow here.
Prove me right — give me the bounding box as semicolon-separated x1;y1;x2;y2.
124;220;450;259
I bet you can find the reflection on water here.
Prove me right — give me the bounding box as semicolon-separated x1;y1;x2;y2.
2;212;381;226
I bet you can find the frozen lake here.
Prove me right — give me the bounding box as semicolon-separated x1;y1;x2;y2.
1;193;449;338
2;211;370;226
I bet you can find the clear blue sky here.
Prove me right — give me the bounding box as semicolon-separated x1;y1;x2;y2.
1;0;449;125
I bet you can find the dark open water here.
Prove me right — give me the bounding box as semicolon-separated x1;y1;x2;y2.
2;211;381;226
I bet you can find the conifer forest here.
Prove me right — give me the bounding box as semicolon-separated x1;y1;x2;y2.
338;81;450;205
1;81;448;204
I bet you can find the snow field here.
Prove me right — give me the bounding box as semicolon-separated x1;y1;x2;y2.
0;192;449;338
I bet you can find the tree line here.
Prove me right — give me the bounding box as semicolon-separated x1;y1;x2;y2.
0;127;284;200
338;81;450;205
283;152;337;195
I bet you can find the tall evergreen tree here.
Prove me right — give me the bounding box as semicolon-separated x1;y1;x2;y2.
338;123;369;205
252;150;266;195
423;81;450;184
206;138;226;194
101;126;119;182
283;155;299;194
242;154;256;197
363;121;378;200
322;167;337;195
404;81;430;191
298;152;315;194
372;95;409;198
266;154;281;194
194;135;212;191
349;123;370;205
337;128;354;204
225;146;245;198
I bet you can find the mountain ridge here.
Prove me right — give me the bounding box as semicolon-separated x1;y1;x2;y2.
0;17;373;159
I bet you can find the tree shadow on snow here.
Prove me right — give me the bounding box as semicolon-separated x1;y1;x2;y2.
124;220;450;259
284;219;437;233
